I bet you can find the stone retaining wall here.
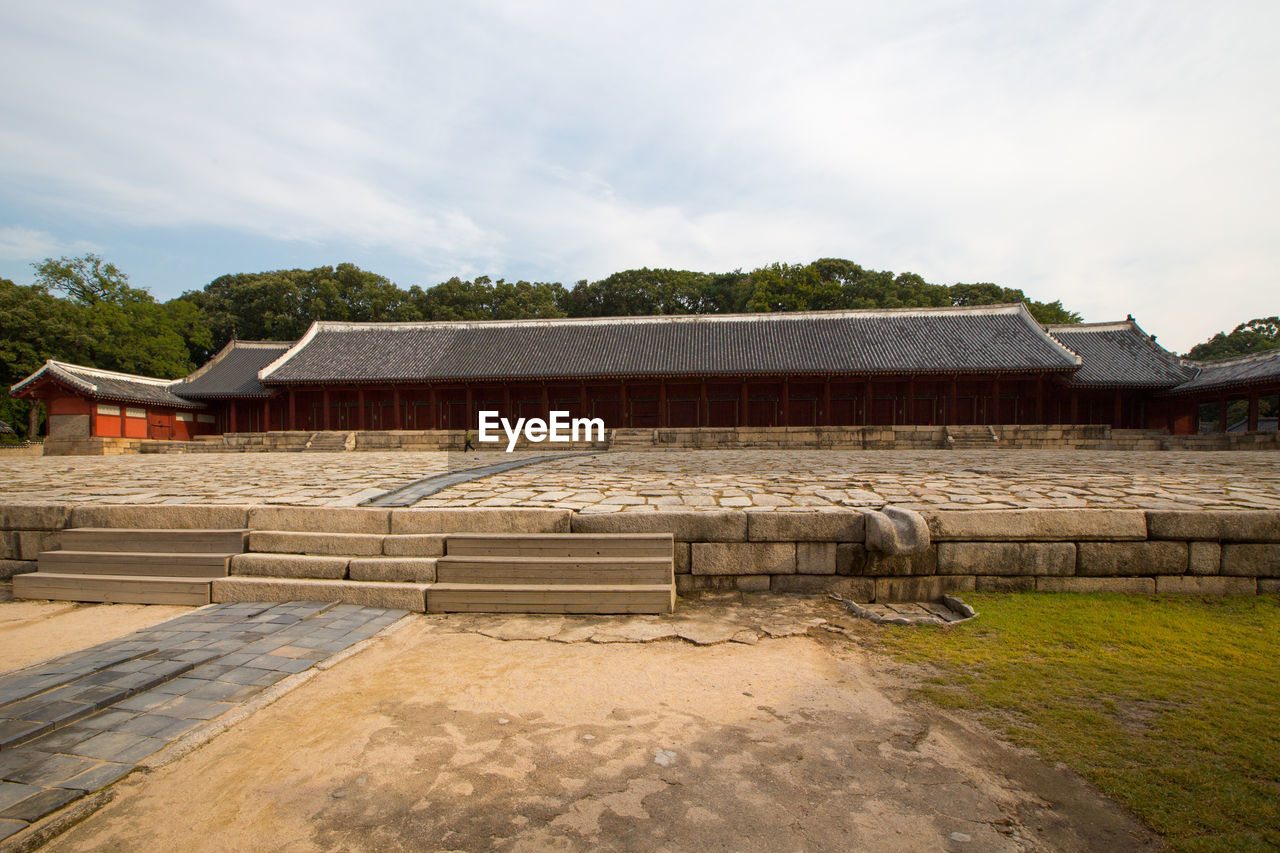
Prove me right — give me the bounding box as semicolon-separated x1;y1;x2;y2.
3;503;1277;601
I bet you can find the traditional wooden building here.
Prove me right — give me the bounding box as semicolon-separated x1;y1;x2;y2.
11;303;1280;444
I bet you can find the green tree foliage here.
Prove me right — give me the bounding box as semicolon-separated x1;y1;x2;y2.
411;277;567;321
559;268;717;316
32;254;134;305
1186;317;1280;361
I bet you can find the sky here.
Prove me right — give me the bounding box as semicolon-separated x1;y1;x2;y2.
1;1;1277;354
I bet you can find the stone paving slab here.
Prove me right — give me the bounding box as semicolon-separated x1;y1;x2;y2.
0;601;405;840
3;449;1280;513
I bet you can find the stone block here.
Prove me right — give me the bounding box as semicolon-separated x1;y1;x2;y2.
927;509;1147;542
873;575;974;603
229;553;349;579
864;507;929;555
675;574;737;593
1155;576;1257;595
571;510;746;541
213;577;426;612
835;543;869;575
392;508;570;535
735;575;771;592
382;535;447;557
349;558;437;583
249;531;384;556
0;531;15;560
1221;544;1280;577
796;542;837;575
248;507;389;535
70;504;252;530
1260;579;1280;594
0;504;70;531
772;575;875;599
1077;542;1187;576
0;559;37;580
14;531;57;560
938;542;1076;576
864;546;938;577
976;576;1036;593
691;542;795;575
747;511;864;542
674;542;691;574
1036;577;1155;594
1146;510;1280;542
1188;541;1221;576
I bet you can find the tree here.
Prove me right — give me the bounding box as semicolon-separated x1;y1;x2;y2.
32;254;136;305
1186;317;1280;360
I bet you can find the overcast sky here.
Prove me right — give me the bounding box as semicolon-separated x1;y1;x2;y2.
1;1;1276;353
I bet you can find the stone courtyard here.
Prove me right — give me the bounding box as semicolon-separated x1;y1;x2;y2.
1;449;1278;513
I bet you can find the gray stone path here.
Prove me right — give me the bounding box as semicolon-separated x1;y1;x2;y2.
0;601;405;841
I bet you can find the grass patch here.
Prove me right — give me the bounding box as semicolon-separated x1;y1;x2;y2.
872;593;1280;853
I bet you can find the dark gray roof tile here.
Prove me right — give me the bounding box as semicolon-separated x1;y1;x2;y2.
1048;322;1193;388
174;341;293;398
10;361;204;409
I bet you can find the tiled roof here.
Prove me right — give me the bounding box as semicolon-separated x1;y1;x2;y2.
0;419;13;435
1169;348;1280;395
173;340;293;398
9;361;204;409
259;304;1082;384
1048;321;1193;388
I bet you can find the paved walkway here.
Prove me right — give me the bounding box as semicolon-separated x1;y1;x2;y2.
0;602;404;841
3;449;1279;512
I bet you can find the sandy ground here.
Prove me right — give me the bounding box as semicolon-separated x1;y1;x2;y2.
0;600;192;674
39;607;1158;852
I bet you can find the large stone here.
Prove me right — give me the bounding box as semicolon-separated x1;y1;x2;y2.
1077;542;1187;576
0;559;37;580
0;504;71;531
864;507;929;555
392;508;570;535
349;558;437;583
873;575;973;603
1221;544;1280;577
675;574;737;593
1155;576;1257;595
976;575;1036;593
691;542;795;575
572;510;746;542
248;507;390;535
747;511;865;542
1260;579;1280;594
249;531;384;556
796;542;837;575
13;531;57;560
1036;577;1155;594
674;542;691;574
734;575;772;592
213;577;426;612
1146;510;1280;542
1188;541;1221;576
938;542;1076;576
863;546;938;577
70;504;251;530
772;575;874;599
382;535;447;557
229;553;349;579
927;509;1147;542
835;543;869;575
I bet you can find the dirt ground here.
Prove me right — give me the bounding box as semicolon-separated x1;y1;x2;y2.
35;601;1159;853
0;600;191;674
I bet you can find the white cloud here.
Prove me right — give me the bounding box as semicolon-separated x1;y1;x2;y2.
0;0;1277;351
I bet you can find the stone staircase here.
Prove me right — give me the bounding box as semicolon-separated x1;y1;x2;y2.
13;528;247;606
304;432;354;451
944;425;999;449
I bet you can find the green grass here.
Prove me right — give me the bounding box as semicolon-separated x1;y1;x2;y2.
872;593;1280;853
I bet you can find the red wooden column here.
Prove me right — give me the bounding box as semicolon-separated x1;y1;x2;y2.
288;389;296;430
1035;376;1044;424
864;379;873;425
991;378;1000;425
89;399;97;437
540;383;549;417
781;379;790;427
658;380;667;428
428;386;438;428
393;387;402;429
906;376;915;424
1218;395;1228;433
620;380;629;427
322;388;331;430
949;376;958;424
579;383;588;418
229;401;238;433
504;386;511;419
1070;391;1079;425
465;387;473;429
1247;392;1259;432
699;380;707;427
357;388;366;431
822;379;831;426
263;399;270;432
739;381;748;427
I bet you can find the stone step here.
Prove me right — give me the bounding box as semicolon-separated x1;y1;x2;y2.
13;572;213;606
248;531;386;556
38;551;234;578
427;583;675;614
445;533;673;559
211;576;428;611
56;528;248;554
436;556;673;585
